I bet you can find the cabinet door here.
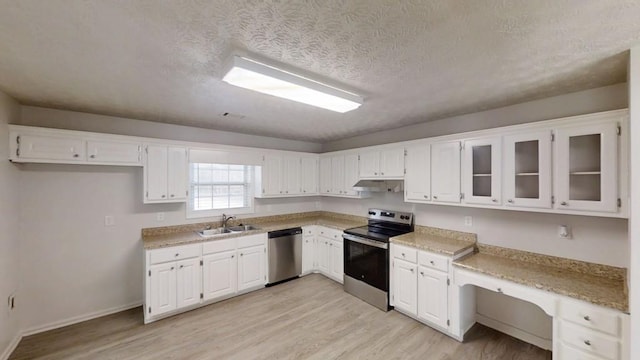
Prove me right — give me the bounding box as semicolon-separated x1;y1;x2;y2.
202;251;237;301
301;157;318;195
555;123;618;213
393;259;417;316
176;258;201;309
87;140;141;165
431;141;461;203
417;266;448;329
302;237;315;274
319;157;332;195
329;239;344;283
145;145;168;201
283;156;301;195
316;238;330;275
262;155;283;196
331;156;345;195
19;134;85;162
148;263;177;317
503;131;552;209
405;144;431;202
380;148;405;177
167;147;188;200
359;151;380;178
344;153;360;196
238;245;266;291
463;137;502;205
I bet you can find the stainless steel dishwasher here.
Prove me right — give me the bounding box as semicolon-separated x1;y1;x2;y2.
267;227;302;285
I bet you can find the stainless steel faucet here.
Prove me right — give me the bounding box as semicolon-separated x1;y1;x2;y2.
222;214;236;229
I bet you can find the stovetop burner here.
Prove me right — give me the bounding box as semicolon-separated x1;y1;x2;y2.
343;208;414;242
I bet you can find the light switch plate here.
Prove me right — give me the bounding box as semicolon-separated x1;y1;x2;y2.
104;215;115;226
464;216;473;227
156;212;165;222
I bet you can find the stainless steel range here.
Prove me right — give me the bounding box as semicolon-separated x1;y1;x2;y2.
343;208;414;311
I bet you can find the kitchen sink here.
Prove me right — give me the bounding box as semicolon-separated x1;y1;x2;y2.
226;224;261;232
197;224;261;238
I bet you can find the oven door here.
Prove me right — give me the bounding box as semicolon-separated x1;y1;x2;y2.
343;234;389;291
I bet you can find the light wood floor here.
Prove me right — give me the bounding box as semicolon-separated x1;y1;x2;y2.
10;274;551;360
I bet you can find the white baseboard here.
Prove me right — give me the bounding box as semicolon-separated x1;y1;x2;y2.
476;313;552;351
22;301;142;337
1;332;23;360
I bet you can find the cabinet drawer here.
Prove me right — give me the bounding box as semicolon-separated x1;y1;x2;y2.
150;244;201;265
418;251;449;272
237;233;266;249
393;245;417;263
560;321;620;360
202;239;236;255
303;226;316;237
560;298;621;337
318;227;342;241
559;342;607;360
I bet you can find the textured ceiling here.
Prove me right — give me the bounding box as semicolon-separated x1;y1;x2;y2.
0;1;639;143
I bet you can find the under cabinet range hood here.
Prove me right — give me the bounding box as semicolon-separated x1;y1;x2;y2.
352;180;404;192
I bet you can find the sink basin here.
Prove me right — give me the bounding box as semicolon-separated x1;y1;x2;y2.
197;228;234;238
226;224;261;232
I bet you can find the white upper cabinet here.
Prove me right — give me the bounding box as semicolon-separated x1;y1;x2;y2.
319;156;332;195
359;148;405;178
405;144;431;203
144;145;188;203
300;157;319;195
555;121;618;213
86;140;141;165
503;131;552;209
331;155;345;195
261;154;283;196
18;134;86;162
463;137;502;205
283;155;302;195
431;141;461;203
344;153;359;196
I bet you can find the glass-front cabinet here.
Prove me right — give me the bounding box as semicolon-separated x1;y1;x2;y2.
503;130;552;208
554;122;618;213
463;137;501;205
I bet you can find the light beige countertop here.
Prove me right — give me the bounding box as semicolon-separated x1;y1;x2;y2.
453;244;628;312
142;211;366;250
390;225;477;256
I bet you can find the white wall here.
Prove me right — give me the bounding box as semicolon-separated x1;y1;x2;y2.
628;46;640;360
0;91;21;358
323;83;628;152
19;106;322;153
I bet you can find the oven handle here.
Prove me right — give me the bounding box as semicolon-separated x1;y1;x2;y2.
342;233;388;249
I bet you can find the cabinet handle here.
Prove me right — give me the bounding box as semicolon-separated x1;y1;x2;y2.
583;315;590;321
423;195;429;199
170;194;175;198
491;198;497;203
330;243;333;247
374;172;378;175
381;172;384;175
280;191;283;194
560;201;568;206
286;191;288;193
179;265;184;269
162;195;166;198
73;154;79;158
170;267;174;270
433;196;438;200
420;271;424;276
240;253;243;257
231;255;234;258
584;340;591;346
175;253;179;257
497;287;503;293
507;199;514;203
410;268;414;273
401;253;405;257
430;260;435;265
90;154;96;159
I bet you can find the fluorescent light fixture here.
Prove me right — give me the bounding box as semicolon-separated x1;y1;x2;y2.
222;56;363;113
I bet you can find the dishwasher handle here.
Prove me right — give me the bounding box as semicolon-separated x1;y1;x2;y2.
268;227;303;238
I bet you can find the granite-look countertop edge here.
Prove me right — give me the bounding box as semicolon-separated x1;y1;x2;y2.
142;216;364;249
390;233;476;256
453;253;628;313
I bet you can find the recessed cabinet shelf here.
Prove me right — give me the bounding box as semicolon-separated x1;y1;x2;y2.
516;172;539;176
472;174;492;177
570;171;601;175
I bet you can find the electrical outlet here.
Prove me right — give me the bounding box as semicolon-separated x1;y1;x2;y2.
104;215;115;226
8;294;15;310
558;225;572;239
156;212;165;222
464;216;473;227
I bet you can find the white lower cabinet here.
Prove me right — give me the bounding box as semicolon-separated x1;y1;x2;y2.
301;225;344;284
202;250;237;301
144;233;267;323
391;244;453;333
238;245;266;291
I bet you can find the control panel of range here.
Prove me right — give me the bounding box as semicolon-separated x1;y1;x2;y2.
367;208;413;225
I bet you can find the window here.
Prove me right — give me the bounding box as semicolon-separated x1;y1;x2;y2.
187;163;254;218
